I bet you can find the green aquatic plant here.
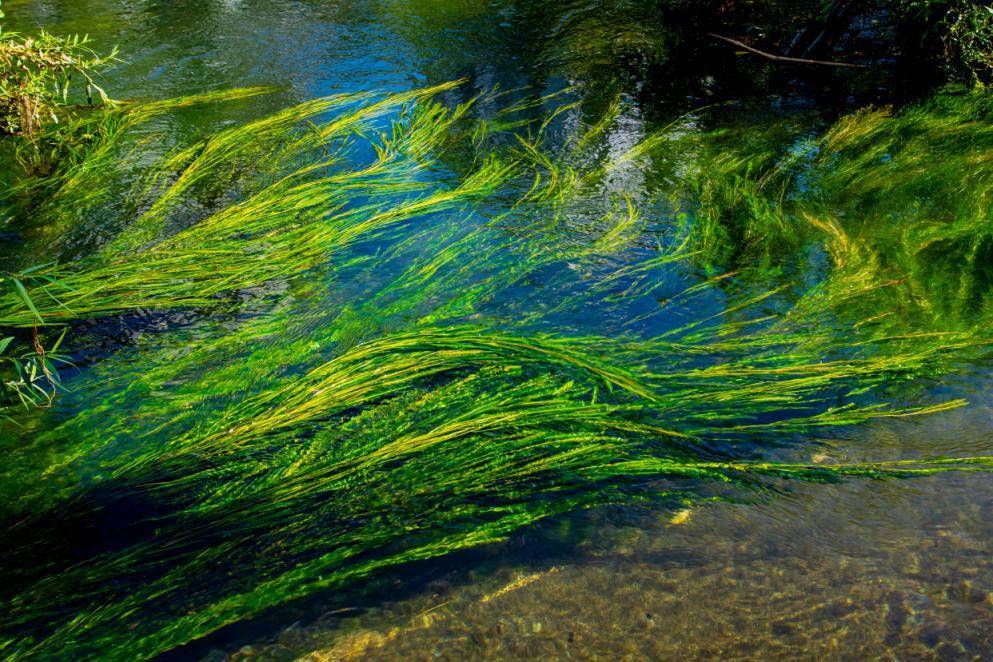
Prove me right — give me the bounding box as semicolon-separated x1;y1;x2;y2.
0;82;502;328
3;82;993;660
0;86;280;257
2;315;982;659
683;89;993;334
18;87;275;202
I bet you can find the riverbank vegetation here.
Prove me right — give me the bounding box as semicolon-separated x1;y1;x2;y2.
0;4;116;178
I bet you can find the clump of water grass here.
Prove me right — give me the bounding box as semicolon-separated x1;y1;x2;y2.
0;82;505;328
3;319;983;659
682;90;993;335
3;82;993;660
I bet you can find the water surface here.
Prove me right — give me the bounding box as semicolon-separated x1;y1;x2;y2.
4;1;993;659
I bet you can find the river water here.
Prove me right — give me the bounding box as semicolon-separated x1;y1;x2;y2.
4;1;993;659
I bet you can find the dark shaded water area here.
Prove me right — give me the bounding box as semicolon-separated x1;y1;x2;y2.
4;1;993;659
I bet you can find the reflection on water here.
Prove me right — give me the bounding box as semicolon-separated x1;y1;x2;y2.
4;0;993;659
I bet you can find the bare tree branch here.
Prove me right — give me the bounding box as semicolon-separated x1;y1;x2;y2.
708;33;868;69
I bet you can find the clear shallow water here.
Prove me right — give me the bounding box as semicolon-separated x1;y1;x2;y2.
186;399;993;661
4;1;993;659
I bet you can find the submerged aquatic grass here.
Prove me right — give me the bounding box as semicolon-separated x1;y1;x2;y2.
0;82;509;327
683;90;993;333
2;83;993;659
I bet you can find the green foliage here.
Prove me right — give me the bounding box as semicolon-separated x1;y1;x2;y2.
947;2;993;82
0;87;277;418
0;266;72;416
0;325;67;413
2;81;993;659
0;27;116;137
684;89;993;336
893;0;993;83
2;3;993;658
0;82;504;328
0;1;118;182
